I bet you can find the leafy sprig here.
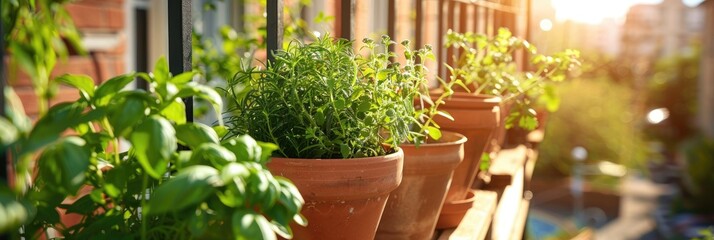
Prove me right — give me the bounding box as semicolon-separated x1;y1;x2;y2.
445;28;581;130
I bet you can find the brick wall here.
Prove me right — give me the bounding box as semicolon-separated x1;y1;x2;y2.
8;0;126;118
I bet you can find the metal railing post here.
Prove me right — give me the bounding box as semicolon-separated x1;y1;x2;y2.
168;0;193;122
267;0;283;63
0;0;7;184
340;0;354;40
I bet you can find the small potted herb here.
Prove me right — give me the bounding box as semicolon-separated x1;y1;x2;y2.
445;28;581;145
224;36;418;239
427;29;580;221
372;39;469;239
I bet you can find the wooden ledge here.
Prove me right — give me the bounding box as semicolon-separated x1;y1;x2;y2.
487;145;528;188
436;190;498;240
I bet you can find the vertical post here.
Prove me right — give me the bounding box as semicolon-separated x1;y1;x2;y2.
445;1;455;74
0;0;7;184
437;0;445;79
415;0;423;48
168;0;193;122
267;0;283;63
387;0;396;53
340;0;354;40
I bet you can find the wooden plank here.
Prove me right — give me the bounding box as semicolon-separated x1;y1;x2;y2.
487;145;527;188
437;190;498;240
490;159;524;240
509;199;530;240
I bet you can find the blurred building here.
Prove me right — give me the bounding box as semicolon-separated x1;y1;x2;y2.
699;0;714;138
621;0;703;60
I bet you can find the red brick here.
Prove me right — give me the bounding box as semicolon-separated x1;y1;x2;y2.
50;87;82;106
66;3;124;30
5;56;100;87
76;0;124;5
15;87;40;116
94;53;125;81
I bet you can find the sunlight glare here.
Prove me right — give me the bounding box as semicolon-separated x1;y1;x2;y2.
646;108;670;124
539;19;553;32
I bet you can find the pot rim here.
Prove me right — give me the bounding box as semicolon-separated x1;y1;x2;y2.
270;147;403;162
400;130;467;147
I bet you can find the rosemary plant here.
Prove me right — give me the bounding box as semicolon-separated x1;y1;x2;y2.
224;35;437;158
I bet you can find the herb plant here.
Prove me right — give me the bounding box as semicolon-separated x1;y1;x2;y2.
2;0;85;116
225;35;436;158
0;58;305;239
445;28;581;130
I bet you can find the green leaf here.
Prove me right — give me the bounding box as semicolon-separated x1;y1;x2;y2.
220;163;251;184
256;142;279;162
176;83;224;124
59;193;96;215
175;122;219;149
94;74;135;107
213;125;229;138
146;165;219;215
161;98;187;125
479;153;491;171
376;69;390;81
108;93;148;138
152;57;170;85
25;102;87;154
436;110;454;121
0;118;19;149
0;191;32;233
222;135;262;163
56;74;95;100
425;126;442;140
231;209;277;240
191;143;237;169
129;116;176;179
340;144;350;158
38;137;91;194
541;85;560;112
170;71;197;85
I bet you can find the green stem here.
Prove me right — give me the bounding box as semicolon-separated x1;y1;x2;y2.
140;174;149;240
101;118;122;165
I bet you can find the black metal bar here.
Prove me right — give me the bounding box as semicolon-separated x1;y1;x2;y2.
168;0;193;123
340;0;354;40
0;0;7;184
387;0;396;54
415;0;423;49
267;0;283;63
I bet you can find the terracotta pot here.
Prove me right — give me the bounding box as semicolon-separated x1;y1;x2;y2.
435;190;477;229
376;131;467;240
268;149;404;240
491;101;512;153
431;92;500;202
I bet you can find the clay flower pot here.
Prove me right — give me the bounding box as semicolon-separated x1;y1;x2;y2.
376;131;467;240
268;149;404;240
491;101;512;152
432;92;501;202
435;190;477;229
